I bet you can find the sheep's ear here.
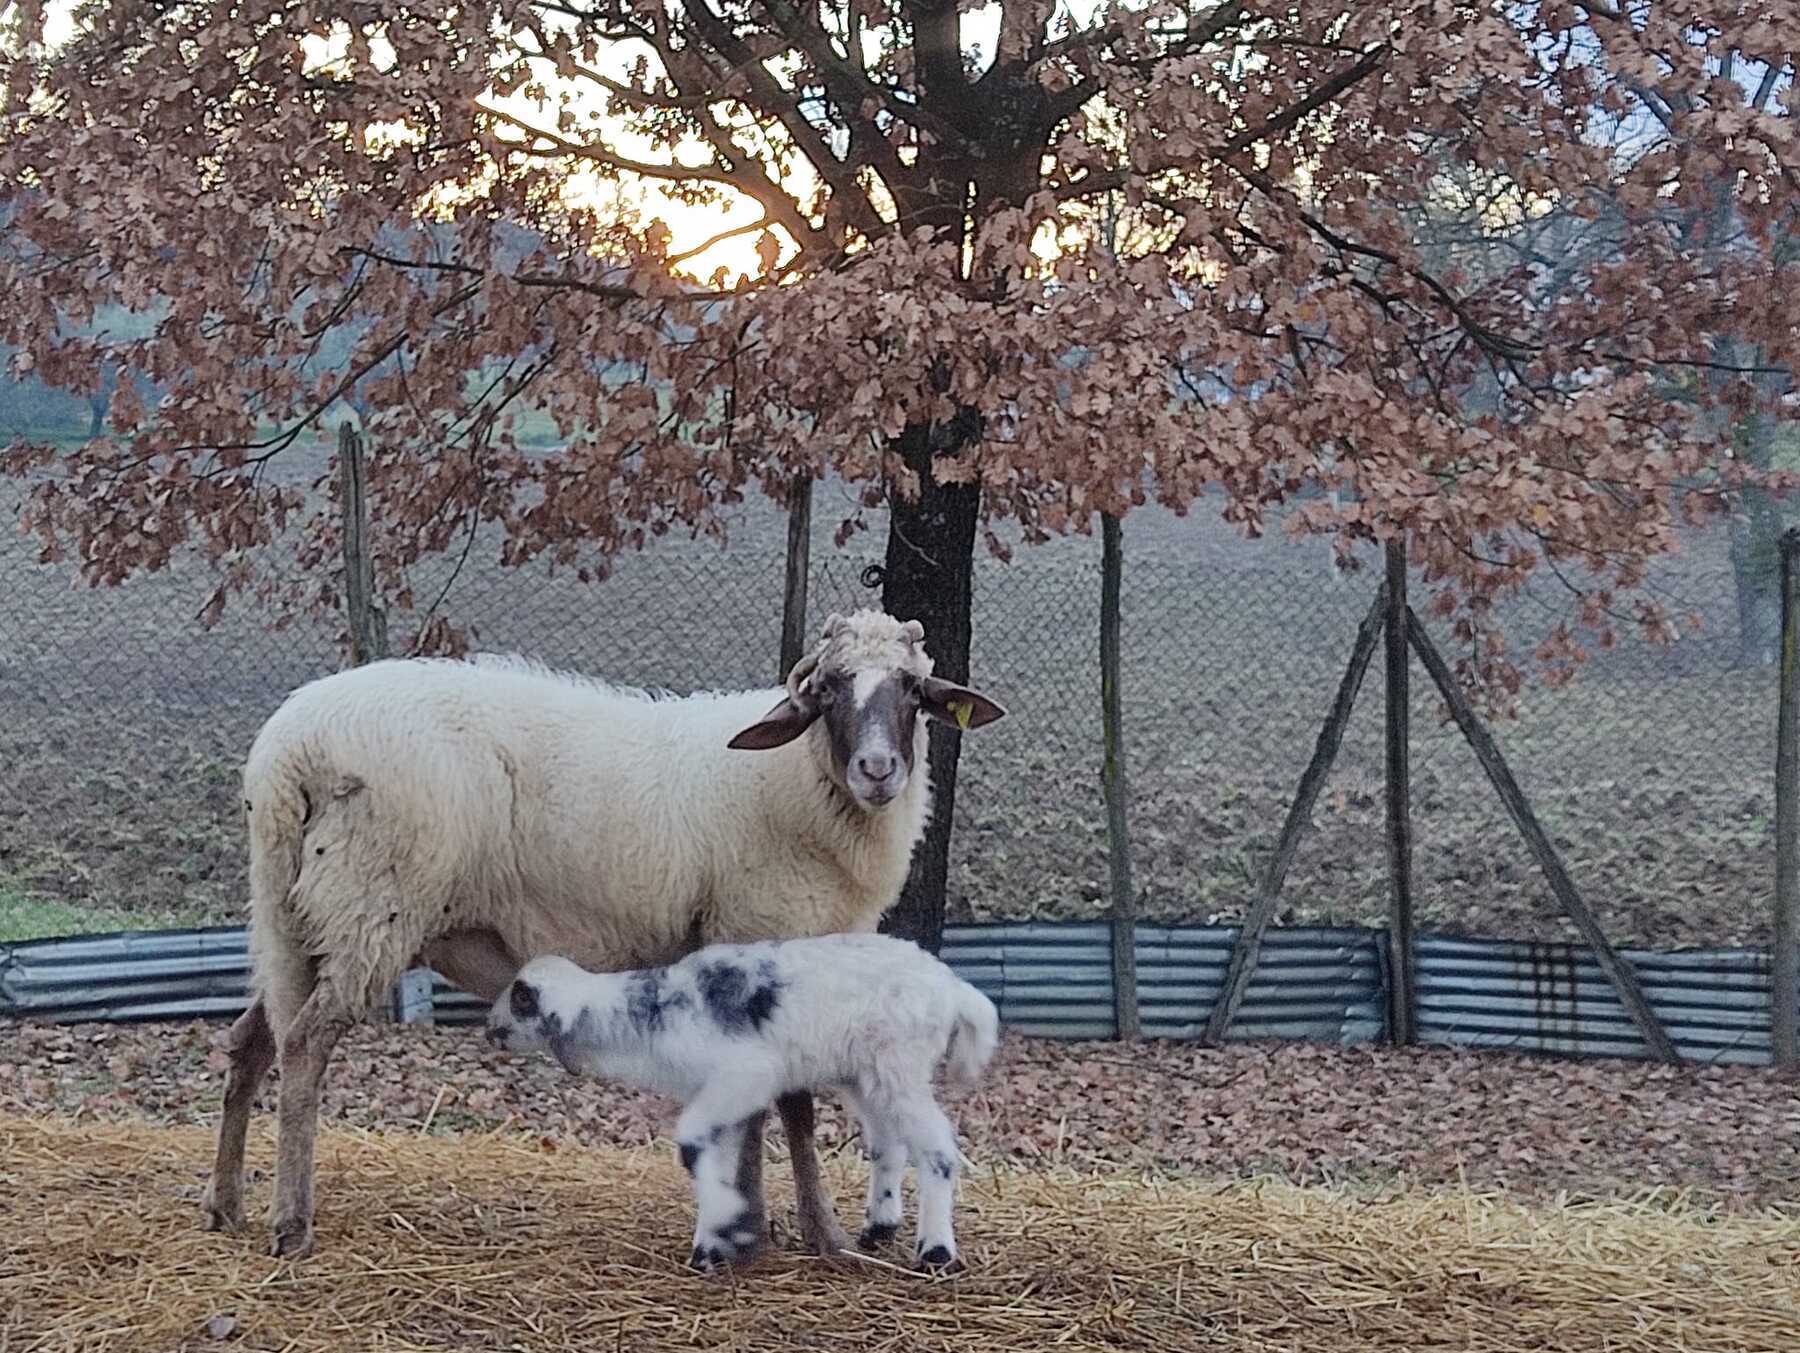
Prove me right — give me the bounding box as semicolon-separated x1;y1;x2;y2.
727;695;820;750
919;677;1007;732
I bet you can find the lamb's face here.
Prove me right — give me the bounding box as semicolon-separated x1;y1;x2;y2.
485;956;588;1056
726;609;1009;812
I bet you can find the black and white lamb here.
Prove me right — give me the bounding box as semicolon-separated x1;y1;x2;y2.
485;932;1001;1273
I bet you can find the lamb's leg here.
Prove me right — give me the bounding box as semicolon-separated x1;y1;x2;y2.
776;1089;853;1257
891;1097;965;1273
842;1091;906;1251
200;996;276;1232
266;979;354;1258
673;1075;779;1271
680;1117;765;1271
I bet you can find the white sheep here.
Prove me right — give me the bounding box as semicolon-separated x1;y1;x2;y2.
200;608;1007;1259
485;932;1001;1272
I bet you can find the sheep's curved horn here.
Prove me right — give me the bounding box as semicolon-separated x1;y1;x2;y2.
819;612;847;640
785;644;825;699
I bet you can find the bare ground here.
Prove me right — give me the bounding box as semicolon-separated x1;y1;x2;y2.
0;466;1778;948
5;1017;1797;1211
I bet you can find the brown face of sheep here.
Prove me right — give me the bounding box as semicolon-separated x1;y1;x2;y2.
725;629;1007;811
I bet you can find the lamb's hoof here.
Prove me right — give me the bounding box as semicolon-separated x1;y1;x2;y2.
688;1243;730;1273
268;1216;315;1259
915;1244;963;1274
687;1215;763;1272
857;1221;899;1252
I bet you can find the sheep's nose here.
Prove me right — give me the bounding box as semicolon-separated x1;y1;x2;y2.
857;752;895;782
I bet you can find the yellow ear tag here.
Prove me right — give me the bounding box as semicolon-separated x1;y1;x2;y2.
949;699;973;730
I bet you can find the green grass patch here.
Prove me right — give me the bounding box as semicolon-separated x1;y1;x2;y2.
0;882;218;944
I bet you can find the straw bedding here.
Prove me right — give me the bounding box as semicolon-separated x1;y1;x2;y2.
1;1114;1794;1353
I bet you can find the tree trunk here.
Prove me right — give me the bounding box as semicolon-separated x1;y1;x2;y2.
1731;473;1784;669
879;417;982;955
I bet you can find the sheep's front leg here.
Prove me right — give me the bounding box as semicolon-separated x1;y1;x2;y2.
893;1099;965;1273
732;1108;772;1244
776;1090;853;1257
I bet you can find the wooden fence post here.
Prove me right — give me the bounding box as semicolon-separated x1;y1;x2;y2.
1384;538;1416;1046
338;421;388;668
1204;586;1386;1045
337;422;422;1022
1775;528;1800;1069
1099;512;1140;1041
779;472;813;681
1406;608;1681;1063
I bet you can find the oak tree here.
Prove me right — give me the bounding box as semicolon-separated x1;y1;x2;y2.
4;1;1798;944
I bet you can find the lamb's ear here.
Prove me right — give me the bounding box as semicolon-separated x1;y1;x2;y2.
727;694;820;750
918;677;1007;732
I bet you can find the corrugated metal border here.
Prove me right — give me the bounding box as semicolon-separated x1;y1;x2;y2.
1414;934;1777;1066
1;921;1792;1066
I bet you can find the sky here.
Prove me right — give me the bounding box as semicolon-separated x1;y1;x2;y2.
34;0;1056;282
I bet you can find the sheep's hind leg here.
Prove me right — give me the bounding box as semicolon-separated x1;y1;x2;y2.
777;1090;854;1258
266;978;355;1258
200;996;276;1233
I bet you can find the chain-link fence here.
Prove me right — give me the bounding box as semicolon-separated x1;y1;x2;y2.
0;465;1775;954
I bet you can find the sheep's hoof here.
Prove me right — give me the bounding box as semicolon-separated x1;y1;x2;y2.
857;1221;899;1252
914;1244;963;1274
200;1184;244;1234
798;1218;855;1258
268;1216;316;1259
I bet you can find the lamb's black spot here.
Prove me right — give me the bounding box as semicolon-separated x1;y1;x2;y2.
716;1209;760;1247
541;1005;600;1073
386;910;397;923
858;1221;898;1251
696;960;783;1034
679;1142;700;1174
314;846;324;856
917;1244;955;1271
882;1189;895;1200
926;1152;956;1181
243;800;252;813
625;969;689;1034
509;981;540;1021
